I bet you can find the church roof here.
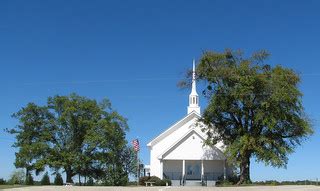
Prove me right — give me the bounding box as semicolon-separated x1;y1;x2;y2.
157;128;226;160
147;111;201;148
157;128;204;159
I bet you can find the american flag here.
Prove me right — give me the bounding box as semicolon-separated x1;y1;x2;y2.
132;139;140;152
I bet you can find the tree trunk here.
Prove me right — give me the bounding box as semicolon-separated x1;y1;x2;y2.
237;154;251;185
78;174;81;186
25;168;29;183
65;168;74;183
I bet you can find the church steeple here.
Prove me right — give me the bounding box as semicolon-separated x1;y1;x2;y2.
187;59;200;114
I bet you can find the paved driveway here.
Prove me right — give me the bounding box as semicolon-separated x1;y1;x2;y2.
2;185;320;191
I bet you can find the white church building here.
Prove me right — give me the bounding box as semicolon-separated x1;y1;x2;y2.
146;61;231;186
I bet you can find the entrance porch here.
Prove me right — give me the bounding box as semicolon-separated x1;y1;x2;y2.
162;159;226;182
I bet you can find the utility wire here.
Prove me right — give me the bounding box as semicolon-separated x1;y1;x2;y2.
0;72;319;86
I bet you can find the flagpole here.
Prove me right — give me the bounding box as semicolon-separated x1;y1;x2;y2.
136;149;139;186
132;138;140;186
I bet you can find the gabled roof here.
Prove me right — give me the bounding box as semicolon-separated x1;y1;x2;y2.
147;111;201;148
158;128;204;159
158;128;226;160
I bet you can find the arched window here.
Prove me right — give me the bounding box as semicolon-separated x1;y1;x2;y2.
193;97;195;104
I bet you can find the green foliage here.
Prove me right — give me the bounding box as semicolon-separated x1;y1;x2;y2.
0;178;6;185
8;93;134;186
163;179;172;186
186;49;313;184
54;173;63;185
148;176;161;184
139;176;150;186
216;175;239;186
156;178;171;186
25;173;34;185
216;180;233;186
226;174;240;185
139;176;170;186
264;180;280;186
40;172;50;185
7;103;50;177
86;177;94;186
8;170;25;185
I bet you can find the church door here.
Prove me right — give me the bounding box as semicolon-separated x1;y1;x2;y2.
185;160;201;180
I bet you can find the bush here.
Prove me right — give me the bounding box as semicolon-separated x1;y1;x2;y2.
216;179;233;186
148;176;161;184
163;178;172;186
54;173;63;185
127;181;137;186
265;180;280;186
41;172;50;185
0;178;6;185
8;170;25;185
139;176;151;186
138;176;171;186
25;173;34;185
227;175;239;184
86;177;94;186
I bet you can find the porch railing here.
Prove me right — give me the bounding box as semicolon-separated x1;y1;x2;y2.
202;174;207;186
164;171;223;181
204;172;224;181
163;172;183;180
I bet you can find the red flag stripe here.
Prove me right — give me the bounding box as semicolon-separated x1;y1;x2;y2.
132;139;140;152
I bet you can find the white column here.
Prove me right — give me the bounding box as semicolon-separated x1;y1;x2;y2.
201;160;204;176
201;160;204;181
182;160;185;178
223;160;227;180
160;160;163;179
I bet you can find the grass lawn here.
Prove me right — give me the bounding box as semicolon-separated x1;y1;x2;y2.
0;185;27;190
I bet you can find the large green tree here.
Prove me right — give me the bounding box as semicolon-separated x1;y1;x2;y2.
8;103;52;179
187;50;313;184
45;94;103;183
8;93;134;185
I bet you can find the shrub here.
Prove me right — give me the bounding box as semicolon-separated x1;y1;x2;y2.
155;179;165;186
227;174;239;184
148;176;161;183
216;179;233;186
127;181;137;186
139;176;150;186
86;177;94;186
138;176;170;186
54;173;63;185
0;178;6;185
41;172;50;185
8;170;25;185
25;173;34;185
265;180;280;186
162;178;172;186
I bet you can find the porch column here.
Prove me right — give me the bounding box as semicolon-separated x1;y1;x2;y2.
223;159;227;180
182;160;185;178
160;160;163;179
201;160;204;177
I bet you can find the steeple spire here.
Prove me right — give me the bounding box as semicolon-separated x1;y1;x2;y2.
187;59;200;114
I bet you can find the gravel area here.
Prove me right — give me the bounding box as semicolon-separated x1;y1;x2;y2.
2;186;320;191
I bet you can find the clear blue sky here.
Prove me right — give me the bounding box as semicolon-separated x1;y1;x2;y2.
1;0;319;182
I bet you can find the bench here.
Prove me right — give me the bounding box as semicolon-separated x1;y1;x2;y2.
145;181;155;186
